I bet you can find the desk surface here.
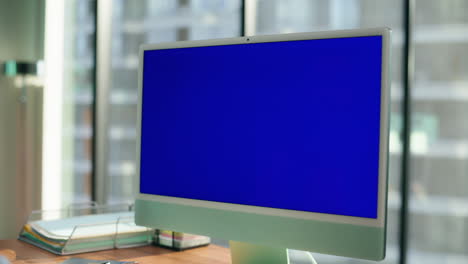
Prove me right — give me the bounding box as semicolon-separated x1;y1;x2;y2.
0;240;231;264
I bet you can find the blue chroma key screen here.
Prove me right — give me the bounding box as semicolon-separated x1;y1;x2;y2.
140;36;383;219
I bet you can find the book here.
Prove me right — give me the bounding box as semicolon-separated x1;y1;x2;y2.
155;230;210;250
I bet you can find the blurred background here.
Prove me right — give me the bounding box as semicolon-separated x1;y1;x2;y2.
1;0;468;264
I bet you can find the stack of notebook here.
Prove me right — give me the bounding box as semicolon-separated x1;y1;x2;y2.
19;212;153;255
155;230;210;250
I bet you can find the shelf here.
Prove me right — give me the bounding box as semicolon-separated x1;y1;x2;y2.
72;159;136;177
74;125;136;140
408;248;468;264
109;90;138;105
410;195;468;217
74;125;92;140
111;55;139;70
388;190;468;217
109;126;137;140
392;25;468;45
71;91;93;105
72;90;138;105
414;24;468;44
119;10;239;34
391;81;468;102
390;138;468;159
108;161;136;177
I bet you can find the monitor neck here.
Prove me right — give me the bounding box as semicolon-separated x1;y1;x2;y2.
229;240;289;264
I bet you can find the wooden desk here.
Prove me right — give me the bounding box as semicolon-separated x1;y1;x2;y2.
0;240;231;264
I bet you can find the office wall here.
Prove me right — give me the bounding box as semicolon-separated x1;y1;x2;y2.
0;0;44;60
0;0;45;239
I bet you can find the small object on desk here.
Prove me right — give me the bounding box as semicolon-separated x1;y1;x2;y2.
155;230;210;250
0;256;10;264
60;258;137;264
0;249;15;262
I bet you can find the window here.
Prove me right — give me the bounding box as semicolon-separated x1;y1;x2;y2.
408;0;468;263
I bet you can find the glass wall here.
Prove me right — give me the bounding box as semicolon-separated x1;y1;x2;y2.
253;0;402;263
104;0;241;204
408;1;468;263
62;0;96;204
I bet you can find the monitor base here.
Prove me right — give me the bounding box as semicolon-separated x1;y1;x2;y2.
229;241;289;264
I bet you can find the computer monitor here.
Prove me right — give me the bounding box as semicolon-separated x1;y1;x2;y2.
135;28;390;263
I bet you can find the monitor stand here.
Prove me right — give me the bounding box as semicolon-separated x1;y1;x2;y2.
229;241;289;264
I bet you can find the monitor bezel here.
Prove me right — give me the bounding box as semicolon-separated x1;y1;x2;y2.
135;28;390;228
